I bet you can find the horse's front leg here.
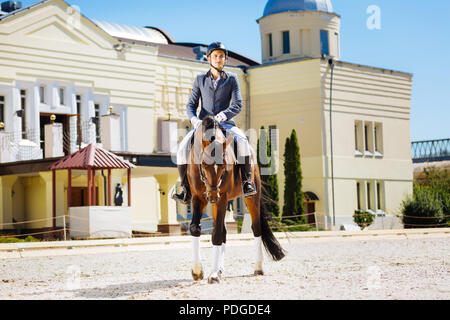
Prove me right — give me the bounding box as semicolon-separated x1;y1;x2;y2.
191;196;208;281
208;198;228;284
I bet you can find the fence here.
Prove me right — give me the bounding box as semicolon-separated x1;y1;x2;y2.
412;138;450;163
1;212;448;240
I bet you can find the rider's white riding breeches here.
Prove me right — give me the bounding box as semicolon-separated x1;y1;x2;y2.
176;123;251;165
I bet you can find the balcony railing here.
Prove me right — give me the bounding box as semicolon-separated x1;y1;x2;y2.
0;120;99;164
411;138;450;163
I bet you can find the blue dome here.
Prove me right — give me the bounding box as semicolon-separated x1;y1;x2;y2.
263;0;334;17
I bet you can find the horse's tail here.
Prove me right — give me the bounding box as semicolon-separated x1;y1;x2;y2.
260;196;286;261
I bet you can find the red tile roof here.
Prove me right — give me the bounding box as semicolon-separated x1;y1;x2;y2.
50;144;136;170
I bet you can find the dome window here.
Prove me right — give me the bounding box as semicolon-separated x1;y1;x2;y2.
320;30;330;56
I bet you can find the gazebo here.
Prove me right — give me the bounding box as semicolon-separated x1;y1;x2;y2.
50;143;136;239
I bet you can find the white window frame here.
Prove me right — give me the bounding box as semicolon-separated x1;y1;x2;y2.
374;122;383;157
354;120;363;156
39;86;46;104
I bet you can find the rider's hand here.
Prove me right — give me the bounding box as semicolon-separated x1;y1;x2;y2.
191;117;202;128
214;112;227;123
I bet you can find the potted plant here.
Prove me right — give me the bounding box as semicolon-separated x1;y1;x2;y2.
353;210;375;230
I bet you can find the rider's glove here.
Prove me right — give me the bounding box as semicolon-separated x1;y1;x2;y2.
214;112;227;123
191;117;202;128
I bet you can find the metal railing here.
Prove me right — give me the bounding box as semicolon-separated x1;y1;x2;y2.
0;120;100;163
411;138;450;163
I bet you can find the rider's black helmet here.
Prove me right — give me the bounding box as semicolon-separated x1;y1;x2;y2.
207;42;228;58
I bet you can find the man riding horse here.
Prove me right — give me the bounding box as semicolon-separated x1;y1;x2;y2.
172;42;257;204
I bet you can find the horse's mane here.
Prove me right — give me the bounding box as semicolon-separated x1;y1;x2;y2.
202;116;216;132
191;116;237;165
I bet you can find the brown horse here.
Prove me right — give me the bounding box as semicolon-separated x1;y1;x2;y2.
187;116;285;283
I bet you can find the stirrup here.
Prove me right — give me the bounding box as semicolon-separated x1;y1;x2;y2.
242;180;257;197
171;186;191;204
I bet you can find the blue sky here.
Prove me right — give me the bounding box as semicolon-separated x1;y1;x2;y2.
18;0;450;141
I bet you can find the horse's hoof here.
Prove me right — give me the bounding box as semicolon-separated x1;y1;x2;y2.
208;276;220;284
218;270;225;280
208;271;220;284
192;269;204;281
254;270;264;276
191;263;204;281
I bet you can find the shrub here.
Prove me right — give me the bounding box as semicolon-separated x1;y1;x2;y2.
401;184;445;228
0;236;39;243
353;210;374;229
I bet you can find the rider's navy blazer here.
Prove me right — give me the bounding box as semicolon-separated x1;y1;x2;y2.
186;70;242;127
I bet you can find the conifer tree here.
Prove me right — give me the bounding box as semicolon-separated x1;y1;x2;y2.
257;126;280;217
282;129;305;224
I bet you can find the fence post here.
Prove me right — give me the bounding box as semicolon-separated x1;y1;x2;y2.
314;212;319;232
63;215;67;241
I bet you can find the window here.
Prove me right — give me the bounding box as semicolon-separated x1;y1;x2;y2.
40;86;45;104
269;125;278;152
356;182;361;210
94;103;101;143
0;95;5;124
282;31;290;54
267;33;273;57
20;90;26;139
354;121;363;155
364;122;373;155
76;95;81;115
320;30;329;56
59;88;65;105
366;181;372;210
376;182;382;211
334;32;339;57
76;95;82;146
374;122;383;156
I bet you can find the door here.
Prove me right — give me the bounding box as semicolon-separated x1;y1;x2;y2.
71;187;99;207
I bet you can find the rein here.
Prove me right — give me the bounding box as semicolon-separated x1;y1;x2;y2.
199;120;227;196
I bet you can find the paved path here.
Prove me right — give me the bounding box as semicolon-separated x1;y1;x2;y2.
0;231;449;300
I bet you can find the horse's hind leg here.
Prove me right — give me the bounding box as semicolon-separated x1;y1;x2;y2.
245;196;264;276
191;196;208;281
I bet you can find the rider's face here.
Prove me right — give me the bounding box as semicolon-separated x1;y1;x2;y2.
208;50;226;70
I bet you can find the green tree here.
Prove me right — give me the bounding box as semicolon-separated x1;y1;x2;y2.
282;129;305;224
257;126;280;217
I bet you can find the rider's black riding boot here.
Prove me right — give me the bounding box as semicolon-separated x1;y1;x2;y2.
239;156;257;197
171;164;192;204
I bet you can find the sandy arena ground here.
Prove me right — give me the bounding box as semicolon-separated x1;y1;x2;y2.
0;233;448;300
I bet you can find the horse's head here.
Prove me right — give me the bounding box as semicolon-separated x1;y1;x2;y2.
198;116;234;203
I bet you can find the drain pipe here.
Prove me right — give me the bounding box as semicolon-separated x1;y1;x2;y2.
328;58;336;227
239;66;251;131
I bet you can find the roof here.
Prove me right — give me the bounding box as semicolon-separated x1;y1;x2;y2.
117;38;259;67
262;0;334;18
92;19;171;45
0;0;260;67
50;144;136;170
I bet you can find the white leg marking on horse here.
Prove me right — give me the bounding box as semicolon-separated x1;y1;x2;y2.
218;243;226;278
208;245;222;284
254;236;264;276
192;236;201;263
191;237;203;281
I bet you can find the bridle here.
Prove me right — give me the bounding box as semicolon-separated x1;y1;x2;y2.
199;120;227;198
199;158;225;196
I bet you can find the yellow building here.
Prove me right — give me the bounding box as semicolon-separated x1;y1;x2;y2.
0;0;413;236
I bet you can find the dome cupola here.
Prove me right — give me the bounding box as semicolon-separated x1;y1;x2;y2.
258;0;340;64
262;0;334;18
